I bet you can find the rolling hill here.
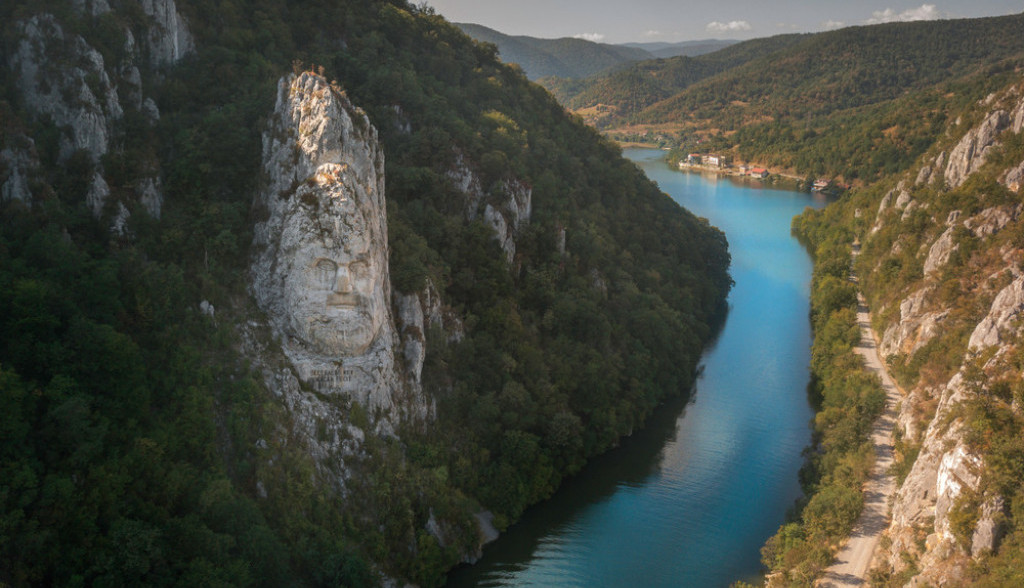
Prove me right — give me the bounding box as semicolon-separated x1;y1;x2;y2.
455;22;653;79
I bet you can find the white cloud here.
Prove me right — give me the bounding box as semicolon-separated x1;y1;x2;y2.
822;19;846;29
643;30;663;38
866;4;945;24
573;32;606;42
706;20;752;33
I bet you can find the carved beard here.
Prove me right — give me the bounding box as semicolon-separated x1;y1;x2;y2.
300;299;381;356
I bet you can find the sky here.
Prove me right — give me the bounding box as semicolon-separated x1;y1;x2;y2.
422;1;1023;44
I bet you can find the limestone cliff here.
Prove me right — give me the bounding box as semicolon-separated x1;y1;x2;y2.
446;150;532;263
248;73;435;483
4;1;192;221
856;76;1024;585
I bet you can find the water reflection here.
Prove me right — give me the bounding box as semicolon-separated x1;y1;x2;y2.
447;149;824;588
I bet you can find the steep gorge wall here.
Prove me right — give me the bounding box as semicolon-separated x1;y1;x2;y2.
853;77;1024;586
2;0;193;223
247;72;433;468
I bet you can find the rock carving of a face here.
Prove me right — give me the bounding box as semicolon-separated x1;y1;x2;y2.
281;171;386;357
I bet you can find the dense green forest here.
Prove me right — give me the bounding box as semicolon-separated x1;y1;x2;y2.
539;34;805;125
543;14;1024;181
454;22;651;80
0;0;731;586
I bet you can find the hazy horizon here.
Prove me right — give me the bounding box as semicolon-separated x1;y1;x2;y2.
424;1;1022;44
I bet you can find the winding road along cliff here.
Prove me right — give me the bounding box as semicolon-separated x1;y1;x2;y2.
817;250;903;587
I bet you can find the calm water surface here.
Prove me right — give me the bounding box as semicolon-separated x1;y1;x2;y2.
446;149;827;588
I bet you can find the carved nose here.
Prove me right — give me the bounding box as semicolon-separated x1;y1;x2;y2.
334;265;352;293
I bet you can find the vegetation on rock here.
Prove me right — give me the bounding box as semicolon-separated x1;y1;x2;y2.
0;0;730;586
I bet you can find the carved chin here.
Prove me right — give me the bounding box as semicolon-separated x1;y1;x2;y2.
302;316;379;356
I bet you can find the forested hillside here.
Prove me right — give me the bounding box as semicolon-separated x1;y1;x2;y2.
455;22;651;80
539;34;805;127
0;0;730;586
622;39;737;59
547;13;1024;182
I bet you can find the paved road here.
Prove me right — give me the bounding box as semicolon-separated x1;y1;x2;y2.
817;287;902;587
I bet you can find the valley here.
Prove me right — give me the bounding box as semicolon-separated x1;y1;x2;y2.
3;2;1024;587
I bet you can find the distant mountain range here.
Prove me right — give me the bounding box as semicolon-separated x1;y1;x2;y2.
455;23;736;80
535;12;1024;182
621;40;739;59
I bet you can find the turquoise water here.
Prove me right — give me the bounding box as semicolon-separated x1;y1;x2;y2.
446;149;826;588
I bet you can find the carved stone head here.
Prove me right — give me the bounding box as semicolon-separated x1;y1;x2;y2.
254;73;390;359
278;167;387;356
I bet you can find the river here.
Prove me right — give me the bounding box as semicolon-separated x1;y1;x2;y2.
446;149;827;587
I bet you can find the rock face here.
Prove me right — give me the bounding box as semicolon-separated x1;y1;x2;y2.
11;14;122;165
968;275;1024;351
923;227;957;275
944;109;1009;188
140;0;195;67
7;5;192;221
872;79;1024;586
447;152;532;263
879;286;947;359
1;138;38;204
252;73;431;436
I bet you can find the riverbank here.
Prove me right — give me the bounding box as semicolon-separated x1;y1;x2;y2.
817;282;904;586
674;162;815;193
448;148;821;588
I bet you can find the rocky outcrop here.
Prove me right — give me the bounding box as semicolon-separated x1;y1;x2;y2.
11;14;122;164
254;73;397;413
915;152;945;186
71;0;111;17
944;109;1010;189
968;274;1024;351
447;152;532;263
964;204;1022;238
879;286;947;358
870;79;1024;587
1;137;38;204
248;71;452;501
7;5;190;220
140;0;195;68
872;181;910;234
922;206;1020;276
1002;159;1024;193
886;372;985;583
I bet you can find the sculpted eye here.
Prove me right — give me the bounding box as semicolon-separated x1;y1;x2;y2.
314;259;337;289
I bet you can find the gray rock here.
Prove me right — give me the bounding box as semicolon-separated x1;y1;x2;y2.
894;189;912;210
1;140;37;203
11;15;122;164
71;0;111;16
971;496;1006;558
965;205;1021;238
1012;92;1024;134
968;275;1024;351
944;109;1010;188
139;0;195;67
253;72;405;417
199;300;215;318
447;155;531;261
880;286;948;358
1003;159;1024;193
86;172;110;217
924;226;957;275
136;176;163;218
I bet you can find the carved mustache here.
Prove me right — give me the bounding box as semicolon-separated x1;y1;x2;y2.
326;292;363;307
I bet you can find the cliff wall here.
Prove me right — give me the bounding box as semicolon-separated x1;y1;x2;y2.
850;77;1024;586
